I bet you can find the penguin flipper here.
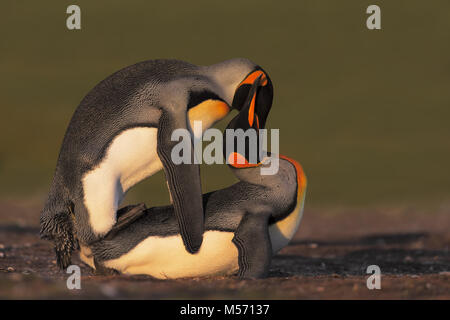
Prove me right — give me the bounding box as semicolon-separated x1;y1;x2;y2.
103;203;147;240
232;213;272;279
157;111;204;254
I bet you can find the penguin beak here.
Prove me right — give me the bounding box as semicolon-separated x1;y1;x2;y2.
239;70;268;87
224;76;267;168
246;75;264;130
232;69;273;129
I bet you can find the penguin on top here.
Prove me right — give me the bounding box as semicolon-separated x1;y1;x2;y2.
82;76;307;279
40;58;274;268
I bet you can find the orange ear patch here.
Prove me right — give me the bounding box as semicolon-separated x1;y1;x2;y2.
188;99;230;129
239;70;268;87
279;155;307;193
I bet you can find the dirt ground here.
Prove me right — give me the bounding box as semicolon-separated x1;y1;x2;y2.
0;200;449;299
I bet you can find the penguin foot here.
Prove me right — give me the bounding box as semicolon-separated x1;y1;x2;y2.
232;213;272;279
40;211;77;270
93;258;119;276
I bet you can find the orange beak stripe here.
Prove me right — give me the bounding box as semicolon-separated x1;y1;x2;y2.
239;70;268;87
248;91;256;126
228;152;261;168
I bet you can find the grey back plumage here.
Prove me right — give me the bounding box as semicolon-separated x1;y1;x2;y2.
91;158;298;261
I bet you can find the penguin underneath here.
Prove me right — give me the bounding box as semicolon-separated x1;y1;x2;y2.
39;58;274;268
83;77;307;279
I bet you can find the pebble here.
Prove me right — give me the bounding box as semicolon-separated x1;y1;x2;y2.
9;273;23;281
404;256;413;262
100;284;119;298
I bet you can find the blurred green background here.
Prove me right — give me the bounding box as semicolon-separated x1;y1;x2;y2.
1;0;449;208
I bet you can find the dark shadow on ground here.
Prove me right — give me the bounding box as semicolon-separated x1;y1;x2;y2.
270;232;449;277
289;232;429;247
0;224;39;235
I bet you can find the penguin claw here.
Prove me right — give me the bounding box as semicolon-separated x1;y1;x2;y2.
237;271;267;280
54;233;76;270
43;211;78;270
56;249;71;270
93;258;119;276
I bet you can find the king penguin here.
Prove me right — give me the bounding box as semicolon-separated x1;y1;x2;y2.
83;76;307;279
39;58;274;268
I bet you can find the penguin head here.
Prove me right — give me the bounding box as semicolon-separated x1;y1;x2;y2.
224;75;267;168
231;67;273;129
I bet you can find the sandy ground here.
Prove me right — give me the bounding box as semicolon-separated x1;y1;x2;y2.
0;200;449;299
